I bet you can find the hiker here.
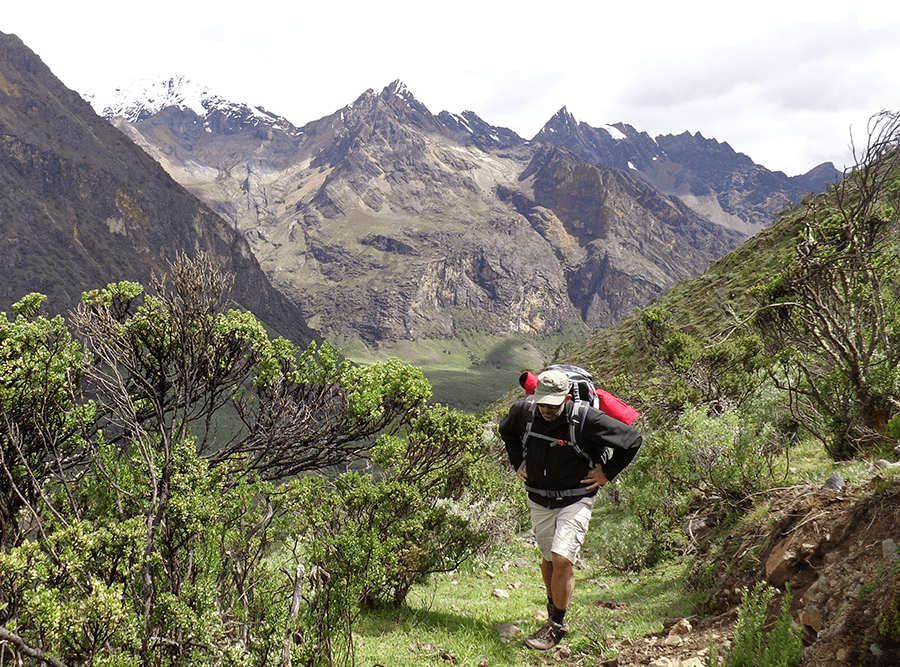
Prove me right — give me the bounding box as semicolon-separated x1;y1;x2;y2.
498;369;643;651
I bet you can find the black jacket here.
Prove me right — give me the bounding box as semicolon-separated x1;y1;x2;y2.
499;398;643;508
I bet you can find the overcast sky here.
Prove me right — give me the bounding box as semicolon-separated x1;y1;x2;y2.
5;0;900;176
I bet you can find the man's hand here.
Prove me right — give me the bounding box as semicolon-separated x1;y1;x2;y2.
581;466;608;490
516;462;528;482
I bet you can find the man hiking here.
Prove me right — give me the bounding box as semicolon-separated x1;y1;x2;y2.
498;369;643;650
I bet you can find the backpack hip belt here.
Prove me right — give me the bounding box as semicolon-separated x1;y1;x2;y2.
524;485;594;499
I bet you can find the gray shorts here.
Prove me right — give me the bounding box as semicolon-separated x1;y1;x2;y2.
528;495;595;563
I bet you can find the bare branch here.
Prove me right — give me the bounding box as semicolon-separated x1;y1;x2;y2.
0;626;67;667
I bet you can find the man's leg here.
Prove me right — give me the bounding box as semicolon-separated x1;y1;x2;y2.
526;553;574;650
549;552;575;613
540;552;575;613
526;497;594;650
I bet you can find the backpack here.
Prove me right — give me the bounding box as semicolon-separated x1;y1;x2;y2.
518;364;640;426
545;364;600;407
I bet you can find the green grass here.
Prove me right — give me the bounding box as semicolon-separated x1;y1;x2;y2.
781;438;874;487
343;330;584;414
353;500;695;666
350;434;849;666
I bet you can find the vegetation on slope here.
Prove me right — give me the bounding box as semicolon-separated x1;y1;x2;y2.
0;253;499;667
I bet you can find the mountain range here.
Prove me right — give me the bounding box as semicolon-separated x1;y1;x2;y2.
87;76;840;358
1;29;840;371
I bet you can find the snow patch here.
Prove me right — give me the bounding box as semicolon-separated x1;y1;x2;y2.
452;113;474;134
603;125;627;141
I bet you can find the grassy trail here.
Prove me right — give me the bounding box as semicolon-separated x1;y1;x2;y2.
354;503;694;666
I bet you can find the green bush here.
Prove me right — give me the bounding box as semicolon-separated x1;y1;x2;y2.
653;405;778;504
707;582;801;667
291;404;494;605
594;512;673;573
0;293;94;549
0;257;509;667
273;404;501;665
887;413;900;440
1;434;299;667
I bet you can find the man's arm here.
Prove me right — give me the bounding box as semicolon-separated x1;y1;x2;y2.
587;411;643;482
498;401;526;471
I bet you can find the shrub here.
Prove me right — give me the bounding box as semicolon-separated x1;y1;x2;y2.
276;404;497;665
594;512;672;573
0;257;497;667
707;582;801;667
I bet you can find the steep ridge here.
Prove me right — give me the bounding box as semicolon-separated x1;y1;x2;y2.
535;107;841;236
0;32;313;343
97;78;760;351
504;145;742;325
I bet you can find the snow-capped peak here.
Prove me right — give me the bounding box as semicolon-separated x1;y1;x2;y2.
79;75;300;135
80;74;213;120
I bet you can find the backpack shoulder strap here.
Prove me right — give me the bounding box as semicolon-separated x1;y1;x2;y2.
568;400;594;465
521;400;559;450
522;400;595;466
521;400;536;449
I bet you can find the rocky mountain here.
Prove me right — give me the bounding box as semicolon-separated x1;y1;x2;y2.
95;77;834;356
534;107;841;235
0;32;314;343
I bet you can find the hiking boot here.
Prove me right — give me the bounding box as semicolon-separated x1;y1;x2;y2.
524;619;569;651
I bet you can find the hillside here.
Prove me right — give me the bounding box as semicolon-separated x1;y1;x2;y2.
350;467;900;667
0;32;314;343
523;115;900;666
557;195;805;382
602;471;900;667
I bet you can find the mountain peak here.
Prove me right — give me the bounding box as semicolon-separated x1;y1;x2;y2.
532;106;580;141
81;74;211;121
554;106;577;124
383;79;412;99
349;80;424;115
81;75;299;134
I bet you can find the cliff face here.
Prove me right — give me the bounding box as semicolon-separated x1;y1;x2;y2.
0;32;313;343
534;110;840;237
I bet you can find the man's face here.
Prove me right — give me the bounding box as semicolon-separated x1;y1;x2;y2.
537;397;569;422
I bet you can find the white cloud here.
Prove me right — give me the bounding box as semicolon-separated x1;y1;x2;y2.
4;0;899;175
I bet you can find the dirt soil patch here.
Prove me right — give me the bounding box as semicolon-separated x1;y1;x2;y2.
596;474;900;666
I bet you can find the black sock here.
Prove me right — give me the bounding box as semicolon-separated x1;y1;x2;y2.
550;605;566;625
